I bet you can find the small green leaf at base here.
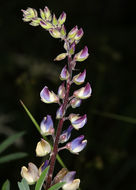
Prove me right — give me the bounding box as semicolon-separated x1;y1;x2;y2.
18;178;30;190
35;166;49;190
48;182;65;190
1;180;10;190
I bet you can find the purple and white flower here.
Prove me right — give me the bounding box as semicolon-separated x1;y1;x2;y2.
39;160;49;175
58;12;66;25
40;86;59;104
74;46;89;62
40;115;54;136
60;65;70;80
73;69;86;85
70;98;82;108
56;105;65;119
73;82;92;99
69;114;87;130
67;26;78;39
59;125;73;143
66;135;87;154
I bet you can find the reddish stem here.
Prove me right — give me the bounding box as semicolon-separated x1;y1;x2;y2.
45;53;72;189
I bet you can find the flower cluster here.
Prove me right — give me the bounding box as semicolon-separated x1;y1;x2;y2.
21;6;92;190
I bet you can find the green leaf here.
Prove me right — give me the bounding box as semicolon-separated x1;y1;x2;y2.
92;110;136;124
48;182;65;190
20;100;66;168
0;152;27;164
0;131;25;154
18;178;30;190
1;180;10;190
35;166;49;190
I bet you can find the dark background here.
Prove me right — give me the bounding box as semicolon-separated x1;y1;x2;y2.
0;0;136;189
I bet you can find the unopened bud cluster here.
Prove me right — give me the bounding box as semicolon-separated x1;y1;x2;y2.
21;6;92;190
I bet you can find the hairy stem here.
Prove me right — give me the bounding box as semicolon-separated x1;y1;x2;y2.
45;43;72;189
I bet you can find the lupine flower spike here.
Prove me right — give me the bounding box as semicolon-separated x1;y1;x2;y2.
21;5;92;190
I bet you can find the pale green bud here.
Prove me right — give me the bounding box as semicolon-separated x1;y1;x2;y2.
52;14;58;26
54;53;68;61
44;6;52;21
22;8;37;21
60;25;66;37
49;29;61;38
30;18;41;26
58;12;66;26
40;20;53;30
40;9;46;20
67;26;78;39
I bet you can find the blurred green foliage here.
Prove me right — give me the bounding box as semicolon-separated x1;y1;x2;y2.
0;0;136;190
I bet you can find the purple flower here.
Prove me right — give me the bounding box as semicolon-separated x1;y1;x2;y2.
56;105;65;119
59;125;73;143
70;98;82;108
62;171;80;190
75;28;84;43
74;46;89;62
58;12;66;25
40;86;59;104
66;135;87;154
73;69;86;85
40;115;54;136
73;82;92;99
69;114;87;130
69;42;76;55
60;65;70;80
39;160;49;175
67;26;78;39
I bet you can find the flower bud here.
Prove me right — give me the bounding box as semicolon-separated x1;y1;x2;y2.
40;115;54;136
36;139;51;157
39;160;49;176
40;9;46;20
40;20;53;30
49;28;61;38
30;18;41;26
74;28;84;44
74;46;89;62
60;25;66;37
56;105;65;119
22;8;37;22
67;26;78;39
69;114;87;130
60;65;70;80
64;42;68;51
58;82;66;99
53;168;68;185
40;86;59;104
69;42;76;55
59;125;73;143
54;53;68;61
21;162;39;185
58;12;66;26
44;6;52;21
66;135;87;154
73;82;92;99
73;69;86;85
52;14;58;26
62;171;80;190
70;98;82;108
